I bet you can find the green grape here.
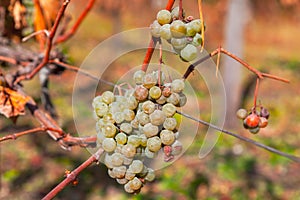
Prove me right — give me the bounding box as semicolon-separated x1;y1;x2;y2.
171;6;185;19
190;19;202;33
157;9;172;25
167;93;180;106
96;132;105;145
134;85;149;102
139;134;147;147
104;154;114;169
123;109;135;122
102;91;115;104
111;152;124;167
142;100;155;114
145;147;157;158
96;119;105;133
94;101;108;117
129;160;144;174
123;156;133;166
127;96;138;110
103;122;117;137
103;113;115;123
162;84;172;97
160;24;172;40
128;177;143;191
249;126;260;134
115;132;127;145
92;111;98;121
171;37;187;50
162;103;177;117
125;168;135;180
185;22;197;37
142;123;159;138
127;135;141;148
121;144;136;158
133;70;145;85
149;110;166;126
236;108;248;119
92;95;103;108
178;92;187;107
147;136;162;152
137;111;150;126
124;182;135;193
120;123;132;134
171;140;183;155
115;144;124;154
171;79;185;93
156;94;167;105
117;178;128;185
180;44;198;61
130;118;139;129
102;138;117;153
143;72;157;89
108;169;116;178
160;130;175;145
113;111;125;124
192;33;203;47
150;20;161;38
149;86;162;99
109;102;122;115
163;117;177;130
145;168;155;182
170;20;186;38
112;166;127;179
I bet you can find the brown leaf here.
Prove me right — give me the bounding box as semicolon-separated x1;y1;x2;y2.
0;86;31;118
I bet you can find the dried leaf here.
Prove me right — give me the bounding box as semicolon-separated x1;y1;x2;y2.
0;86;31;118
9;0;27;30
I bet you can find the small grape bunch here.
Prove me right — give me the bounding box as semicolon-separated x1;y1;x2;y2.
150;6;205;62
92;69;185;193
236;107;270;134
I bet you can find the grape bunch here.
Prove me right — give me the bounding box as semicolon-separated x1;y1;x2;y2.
236;106;270;134
92;69;185;193
150;6;205;62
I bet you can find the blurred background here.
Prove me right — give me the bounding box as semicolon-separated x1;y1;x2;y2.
1;0;300;199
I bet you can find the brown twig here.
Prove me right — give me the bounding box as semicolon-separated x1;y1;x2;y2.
253;78;259;110
42;148;104;200
0;127;48;142
14;0;71;85
0;55;29;66
141;0;175;72
183;46;290;84
177;111;300;163
179;0;183;20
54;0;95;45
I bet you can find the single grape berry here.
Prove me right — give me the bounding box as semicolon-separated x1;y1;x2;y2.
150;20;161;38
249;126;260;134
236;108;248;120
170;20;187;38
180;44;198;61
260;107;270;119
244;113;260;128
171;37;187;50
259;117;268;128
102;91;115;105
157;9;172;25
133;70;145;85
134;85;149;101
160;24;172;40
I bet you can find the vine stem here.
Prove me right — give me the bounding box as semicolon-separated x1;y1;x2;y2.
253;78;260;110
54;0;96;45
14;0;71;85
179;0;183;20
141;0;175;72
42;148;104;200
183;46;290;83
177;111;300;163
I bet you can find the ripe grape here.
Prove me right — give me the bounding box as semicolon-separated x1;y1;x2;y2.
127;135;141;148
136;111;150;125
102;91;115;104
259;117;268;128
145;147;157;158
103;122;117;137
128;177;142;190
150;20;161;38
147;136;162;152
142;123;159;138
102;138;117;153
113;111;125;124
185;22;197;37
170;20;186;38
160;130;175;145
127;96;138;110
149;86;162;100
171;79;185;93
236;108;247;119
124;182;135;193
157;9;172;25
94;102;108;117
190;19;202;33
129;160;144;174
111;152;124;167
120;123;132;134
160;24;172;40
142;100;156;114
244;113;260;128
133;70;145;85
163;117;177;130
249;126;260;134
167;93;180;106
149;110;166;126
123;109;135;122
112;166;127;179
180;44;198;61
156;94;167;105
145;168;155;182
121;144;137;158
134;85;149;102
192;33;203;47
115;132;127;145
117;178;128;185
143;72;157;89
162;103;177;117
171;37;187;50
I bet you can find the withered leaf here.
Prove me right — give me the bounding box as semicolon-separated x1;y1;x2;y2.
0;86;31;118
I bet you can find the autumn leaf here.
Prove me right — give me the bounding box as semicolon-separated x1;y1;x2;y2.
0;86;31;118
